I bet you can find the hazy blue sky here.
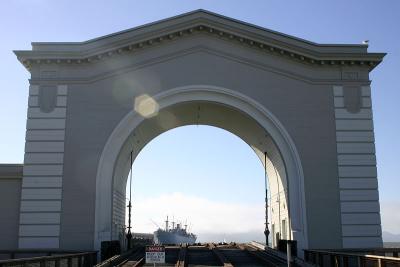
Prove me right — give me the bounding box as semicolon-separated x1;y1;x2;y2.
0;0;399;240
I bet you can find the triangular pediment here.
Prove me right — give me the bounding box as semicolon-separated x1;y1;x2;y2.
15;9;384;71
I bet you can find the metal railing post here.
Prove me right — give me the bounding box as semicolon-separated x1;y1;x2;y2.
319;253;324;267
343;255;349;267
377;258;382;267
94;252;99;266
84;254;90;267
329;254;335;267
357;256;362;267
287;241;292;267
78;256;82;267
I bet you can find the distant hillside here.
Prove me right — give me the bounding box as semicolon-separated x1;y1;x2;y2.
383;231;400;242
384;242;400;248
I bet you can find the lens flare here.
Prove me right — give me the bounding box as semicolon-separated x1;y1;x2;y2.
134;94;159;118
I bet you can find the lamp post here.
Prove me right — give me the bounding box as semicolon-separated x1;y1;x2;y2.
126;200;132;249
264;152;270;246
126;150;133;249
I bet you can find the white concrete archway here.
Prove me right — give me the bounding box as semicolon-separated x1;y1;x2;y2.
94;85;308;253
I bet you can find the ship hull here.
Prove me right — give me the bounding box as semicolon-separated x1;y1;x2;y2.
154;230;196;245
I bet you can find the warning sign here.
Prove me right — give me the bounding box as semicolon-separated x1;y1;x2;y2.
145;245;165;264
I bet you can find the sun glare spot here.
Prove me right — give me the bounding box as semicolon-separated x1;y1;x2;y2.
134;94;159;118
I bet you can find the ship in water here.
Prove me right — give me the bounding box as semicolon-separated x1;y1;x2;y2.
154;216;196;245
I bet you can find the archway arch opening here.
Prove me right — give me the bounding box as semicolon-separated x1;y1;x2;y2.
95;86;307;254
123;125;267;244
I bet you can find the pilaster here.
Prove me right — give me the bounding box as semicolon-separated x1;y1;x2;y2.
333;85;382;248
18;84;68;249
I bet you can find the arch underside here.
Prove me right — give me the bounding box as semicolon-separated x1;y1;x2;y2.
112;101;290;242
95;86;307;254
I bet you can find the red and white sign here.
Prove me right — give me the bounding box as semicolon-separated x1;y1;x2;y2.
146;245;165;264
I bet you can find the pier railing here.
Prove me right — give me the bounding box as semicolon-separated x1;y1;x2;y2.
304;249;400;267
0;251;97;267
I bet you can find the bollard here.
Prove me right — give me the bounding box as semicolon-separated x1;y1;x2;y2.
287;241;292;267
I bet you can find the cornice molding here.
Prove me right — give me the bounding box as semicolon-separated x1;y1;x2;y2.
27;46;373;86
15;16;385;72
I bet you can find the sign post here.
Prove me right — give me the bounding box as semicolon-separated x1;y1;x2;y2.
146;245;165;266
